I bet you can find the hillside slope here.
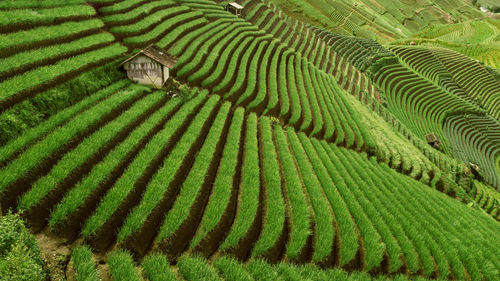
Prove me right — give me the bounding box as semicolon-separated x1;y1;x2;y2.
0;0;499;280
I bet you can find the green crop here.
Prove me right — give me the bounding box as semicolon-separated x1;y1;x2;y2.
0;19;103;50
273;126;311;259
251;117;286;257
0;80;128;165
141;254;177;281
127;97;225;243
18;90;164;211
190;107;244;248
0;33;115;75
124;12;202;44
81;89;208;238
103;1;174;23
0;44;126;102
111;6;189;34
72;246;99;281
0;5;95;27
49;92;180;227
107;250;140;281
220;113;260;250
286;129;337;262
177;255;221;281
213;256;253;281
0;84;147;194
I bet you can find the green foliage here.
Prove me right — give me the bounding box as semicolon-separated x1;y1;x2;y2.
0;61;125;147
0;84;147;194
0;43;126;102
72;246;99;281
107;250;140;281
49;91;181;227
0;213;45;281
177;255;221;281
0;5;95;27
141;254;178;281
0;19;103;50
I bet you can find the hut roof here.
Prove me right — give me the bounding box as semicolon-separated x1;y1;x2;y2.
227;2;243;9
121;45;177;68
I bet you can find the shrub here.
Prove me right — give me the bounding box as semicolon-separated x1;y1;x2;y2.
0;213;45;281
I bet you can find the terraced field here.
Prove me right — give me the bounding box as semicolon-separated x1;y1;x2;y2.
0;0;499;280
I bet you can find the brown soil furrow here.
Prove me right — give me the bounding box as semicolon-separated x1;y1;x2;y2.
23;95;170;232
0;90;148;213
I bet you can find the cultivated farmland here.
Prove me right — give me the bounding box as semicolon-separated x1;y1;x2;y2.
0;0;499;280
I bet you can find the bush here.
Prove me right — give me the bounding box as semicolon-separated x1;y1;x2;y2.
0;213;45;281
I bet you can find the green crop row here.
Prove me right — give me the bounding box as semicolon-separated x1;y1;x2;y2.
176;20;240;77
223;39;265;100
155;100;229;244
124;11;202;44
0;19;103;50
187;25;262;83
286;128;340;263
110;6;190;34
0;0;85;8
101;250;447;281
0;4;95;27
220;113;260;250
190;107;244;248
108;250;141;281
102;1;175;23
157;17;208;50
0;32;115;76
0;80;128;165
0;43;126;103
49;91;181;228
0;84;148;194
71;246;99;281
118;94;221;242
81;89;208;238
17;90;165;212
141;253;178;281
273;125;312;259
251;117;286;257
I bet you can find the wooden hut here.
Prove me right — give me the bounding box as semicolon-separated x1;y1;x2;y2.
225;2;243;16
121;45;177;88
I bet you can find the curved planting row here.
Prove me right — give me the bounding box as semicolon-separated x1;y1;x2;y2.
71;247;435;281
469;181;500;220
101;1;207;50
3;82;498;279
232;0;465;193
429;47;500;119
389;46;476;105
443;113;500;189
0;3;126;114
161;2;373;151
369;59;478;154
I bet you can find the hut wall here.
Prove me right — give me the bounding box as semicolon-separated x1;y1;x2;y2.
124;55;164;87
